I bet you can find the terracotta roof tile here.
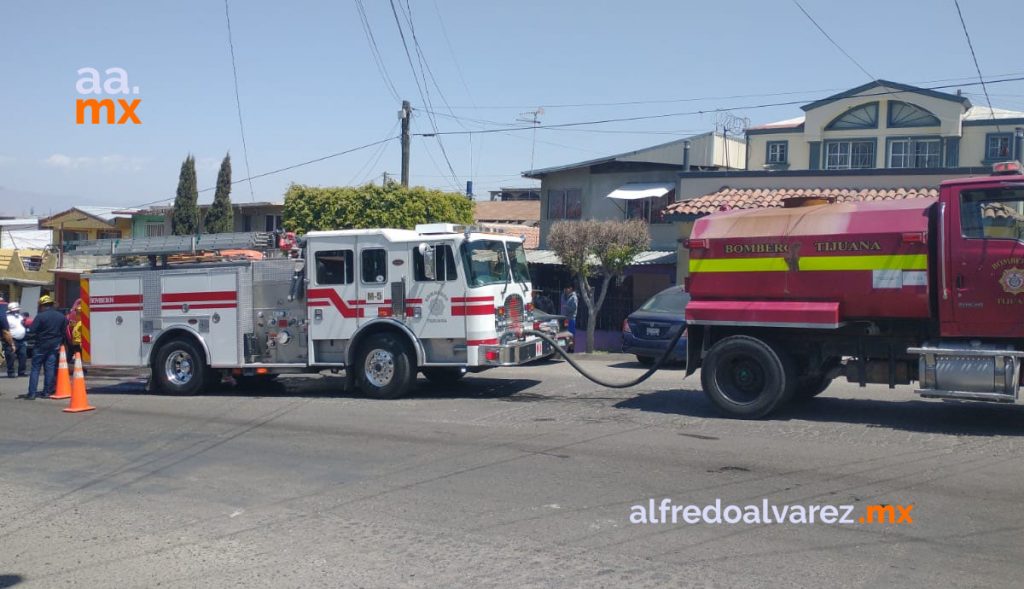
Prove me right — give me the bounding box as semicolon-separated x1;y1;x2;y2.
666;186;940;217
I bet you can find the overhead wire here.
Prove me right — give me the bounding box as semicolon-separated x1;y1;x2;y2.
413;76;1024;137
126;137;399;210
398;0;461;188
953;0;1000;131
789;0;875;82
223;0;257;202
353;0;401;101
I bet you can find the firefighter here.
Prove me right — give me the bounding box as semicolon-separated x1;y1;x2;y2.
23;294;67;400
6;302;28;377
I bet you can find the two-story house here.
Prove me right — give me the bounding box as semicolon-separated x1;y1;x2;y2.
666;79;1024;283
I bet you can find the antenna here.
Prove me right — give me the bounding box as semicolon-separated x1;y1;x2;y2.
516;107;544;171
714;112;749;169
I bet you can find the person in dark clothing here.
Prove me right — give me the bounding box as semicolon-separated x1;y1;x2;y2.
24;294;66;400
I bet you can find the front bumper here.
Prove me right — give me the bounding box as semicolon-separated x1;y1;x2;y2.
480;337;555;366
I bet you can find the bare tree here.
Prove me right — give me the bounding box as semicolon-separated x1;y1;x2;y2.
548;219;649;352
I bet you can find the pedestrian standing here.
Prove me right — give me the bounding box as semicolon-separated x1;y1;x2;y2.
6;302;28;377
560;285;578;351
24;294;66;400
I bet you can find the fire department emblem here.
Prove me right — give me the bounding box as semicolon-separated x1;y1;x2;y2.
426;291;449;317
999;267;1024;295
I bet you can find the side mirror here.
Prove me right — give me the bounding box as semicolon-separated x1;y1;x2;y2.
418;243;436;280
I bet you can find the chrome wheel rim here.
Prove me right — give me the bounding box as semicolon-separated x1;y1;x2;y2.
364;349;395;388
165;350;194;385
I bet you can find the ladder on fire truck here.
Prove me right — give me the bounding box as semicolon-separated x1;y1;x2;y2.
65;231;276;258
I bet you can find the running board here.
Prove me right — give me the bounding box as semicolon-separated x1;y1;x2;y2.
916;389;1017;403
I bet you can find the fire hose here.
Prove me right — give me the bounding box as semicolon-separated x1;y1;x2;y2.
521;326;687;389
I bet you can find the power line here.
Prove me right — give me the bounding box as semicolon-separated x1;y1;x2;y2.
414;76;1024;137
223;0;256;202
127;137;399;210
347;120;400;185
790;0;875;82
953;0;999;130
398;0;461;188
353;0;401;101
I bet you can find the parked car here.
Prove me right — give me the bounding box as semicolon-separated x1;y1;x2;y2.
533;310;575;355
622;286;689;366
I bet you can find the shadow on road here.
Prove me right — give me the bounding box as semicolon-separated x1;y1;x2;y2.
616;389;1024;436
0;575;24;588
88;374;544;401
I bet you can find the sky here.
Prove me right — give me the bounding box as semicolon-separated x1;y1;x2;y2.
2;0;1024;216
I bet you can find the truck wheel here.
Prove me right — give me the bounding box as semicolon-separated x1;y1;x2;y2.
701;336;795;419
357;333;414;399
421;367;466;386
153;338;207;395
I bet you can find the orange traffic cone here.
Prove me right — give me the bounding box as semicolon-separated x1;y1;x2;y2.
64;352;95;413
51;346;72;400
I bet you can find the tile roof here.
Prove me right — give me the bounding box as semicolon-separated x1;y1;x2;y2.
473;200;541;224
666;186;940;217
478;223;540;249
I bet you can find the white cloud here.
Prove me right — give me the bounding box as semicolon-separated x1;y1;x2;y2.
43;153;148;171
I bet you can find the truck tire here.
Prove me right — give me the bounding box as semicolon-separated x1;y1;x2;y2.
700;336;795;419
421;367;466;386
357;333;414;399
153;338;207;395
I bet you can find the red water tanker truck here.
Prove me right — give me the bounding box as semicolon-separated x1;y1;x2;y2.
683;162;1024;418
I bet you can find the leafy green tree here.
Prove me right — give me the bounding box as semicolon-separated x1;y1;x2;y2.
171;155;199;235
203;153;234;233
283;181;475;233
548;219;649;352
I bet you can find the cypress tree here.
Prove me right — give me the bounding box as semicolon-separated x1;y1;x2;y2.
204;153;234;233
171;155;199;235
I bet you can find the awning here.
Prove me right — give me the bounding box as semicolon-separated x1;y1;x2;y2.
606;182;675;200
527;250;676;266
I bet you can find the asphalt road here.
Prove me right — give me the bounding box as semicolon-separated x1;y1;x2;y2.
1;356;1023;588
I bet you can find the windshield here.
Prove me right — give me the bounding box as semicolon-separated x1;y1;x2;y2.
639;287;690;314
507;241;531;283
461;240;510;287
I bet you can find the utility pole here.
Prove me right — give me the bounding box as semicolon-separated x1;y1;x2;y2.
400;100;411;187
516;107;544;171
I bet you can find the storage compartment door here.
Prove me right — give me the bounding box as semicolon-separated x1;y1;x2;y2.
88;276;144;366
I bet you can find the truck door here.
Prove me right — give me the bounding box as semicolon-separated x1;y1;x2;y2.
307;240;362;357
406;241;464;341
945;181;1024;337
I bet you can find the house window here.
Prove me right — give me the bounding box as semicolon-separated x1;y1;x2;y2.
546;189;582;220
145;223;165;237
61;230;88;243
888;138;942;168
96;230;122;240
887;101;941;128
986;133;1014;161
315;250;354;285
265;215;283;232
824;140;876;169
825;102;879;130
360;249;387;284
766;141;788;164
627;192;675;224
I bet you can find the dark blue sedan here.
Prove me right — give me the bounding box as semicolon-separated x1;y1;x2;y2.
622;286;689;366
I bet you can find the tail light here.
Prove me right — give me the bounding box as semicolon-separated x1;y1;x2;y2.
622;319;632;334
533;321;541;331
495;306;506;318
485;350;499;362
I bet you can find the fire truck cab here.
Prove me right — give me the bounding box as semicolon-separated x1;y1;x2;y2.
82;224;553;398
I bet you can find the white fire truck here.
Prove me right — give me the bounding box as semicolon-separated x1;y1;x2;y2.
79;224;553;398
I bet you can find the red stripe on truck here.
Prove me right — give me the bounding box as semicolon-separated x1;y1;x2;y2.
452;304;495;316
